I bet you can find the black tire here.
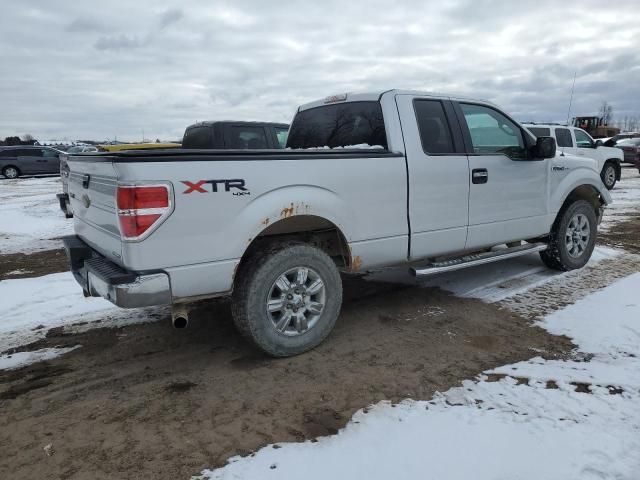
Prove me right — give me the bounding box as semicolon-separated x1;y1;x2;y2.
2;165;20;179
231;242;343;357
600;162;617;190
540;199;597;271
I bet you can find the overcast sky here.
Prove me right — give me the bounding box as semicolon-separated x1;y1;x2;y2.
1;0;639;141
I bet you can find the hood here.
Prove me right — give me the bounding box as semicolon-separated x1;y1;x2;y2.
597;145;624;159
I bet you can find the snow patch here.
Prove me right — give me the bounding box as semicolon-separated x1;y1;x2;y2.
0;346;80;371
0;272;165;352
0;177;72;254
196;273;640;480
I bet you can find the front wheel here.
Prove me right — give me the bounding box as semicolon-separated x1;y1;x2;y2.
2;166;20;179
232;243;343;357
540;199;597;271
600;162;617;190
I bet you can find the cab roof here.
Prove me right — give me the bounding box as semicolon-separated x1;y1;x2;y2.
297;89;494;112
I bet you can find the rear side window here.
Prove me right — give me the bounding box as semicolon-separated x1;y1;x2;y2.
287;101;387;149
18;148;42;157
227;126;268;149
527;127;551;137
42;148;60;157
182;126;212;148
275;127;289;148
460;103;527;160
414;100;455;154
0;149;15;157
555;128;573;147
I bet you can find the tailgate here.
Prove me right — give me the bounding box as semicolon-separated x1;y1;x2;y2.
67;156;123;264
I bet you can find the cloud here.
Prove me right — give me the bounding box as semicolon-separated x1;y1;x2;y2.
0;0;638;141
94;34;146;51
159;8;184;29
65;16;108;33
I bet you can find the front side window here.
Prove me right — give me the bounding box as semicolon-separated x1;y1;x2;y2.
228;126;268;149
555;128;573;148
275;127;289;148
414;100;455;154
460;103;527;160
287;101;387;149
574;129;594;148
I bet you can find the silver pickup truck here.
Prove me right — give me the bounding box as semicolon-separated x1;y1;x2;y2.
62;89;612;357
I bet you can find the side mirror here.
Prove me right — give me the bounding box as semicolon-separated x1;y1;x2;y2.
532;136;556;159
595;140;603;147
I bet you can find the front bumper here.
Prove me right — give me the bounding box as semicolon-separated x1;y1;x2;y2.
56;193;73;218
62;235;171;308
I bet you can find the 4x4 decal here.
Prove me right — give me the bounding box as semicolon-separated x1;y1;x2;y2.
182;179;249;196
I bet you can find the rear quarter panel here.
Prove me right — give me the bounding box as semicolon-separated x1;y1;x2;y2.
115;155;408;295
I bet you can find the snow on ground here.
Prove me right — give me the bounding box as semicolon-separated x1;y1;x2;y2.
0;176;72;254
0;272;165;356
371;246;620;303
601;167;640;232
0;346;80;371
196;273;640;480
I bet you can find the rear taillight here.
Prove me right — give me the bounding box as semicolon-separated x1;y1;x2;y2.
116;184;172;240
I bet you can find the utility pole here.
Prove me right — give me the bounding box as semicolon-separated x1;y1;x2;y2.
566;72;577;126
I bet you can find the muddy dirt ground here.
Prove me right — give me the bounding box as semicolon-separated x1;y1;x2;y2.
1;177;639;480
0;248;67;280
0;274;574;480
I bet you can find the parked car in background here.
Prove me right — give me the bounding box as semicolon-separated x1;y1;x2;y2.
0;145;63;179
182;121;289;149
617;138;640;172
67;145;99;154
524;124;623;189
603;132;640;147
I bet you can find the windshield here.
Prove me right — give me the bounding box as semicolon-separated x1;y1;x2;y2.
287;101;387;149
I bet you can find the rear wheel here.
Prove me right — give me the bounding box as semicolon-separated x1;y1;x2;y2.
540;199;597;271
2;166;20;179
231;242;343;357
600;162;616;189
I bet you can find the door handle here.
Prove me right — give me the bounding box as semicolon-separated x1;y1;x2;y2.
472;168;488;184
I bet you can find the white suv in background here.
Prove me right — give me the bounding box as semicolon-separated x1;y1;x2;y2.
525;124;624;189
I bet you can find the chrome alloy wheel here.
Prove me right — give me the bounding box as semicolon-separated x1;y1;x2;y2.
266;266;326;336
565;213;590;258
3;167;18;179
604;165;616;188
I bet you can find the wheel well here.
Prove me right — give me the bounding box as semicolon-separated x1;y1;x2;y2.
561;185;603;221
240;215;351;271
2;165;19;173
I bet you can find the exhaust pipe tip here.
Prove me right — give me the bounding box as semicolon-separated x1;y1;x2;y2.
171;305;190;329
172;316;188;329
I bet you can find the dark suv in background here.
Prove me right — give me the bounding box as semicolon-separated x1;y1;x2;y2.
0;145;63;179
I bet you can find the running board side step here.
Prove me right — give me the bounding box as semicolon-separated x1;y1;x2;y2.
411;242;548;277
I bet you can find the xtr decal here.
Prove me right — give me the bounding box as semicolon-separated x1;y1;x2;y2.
182;179;249;195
